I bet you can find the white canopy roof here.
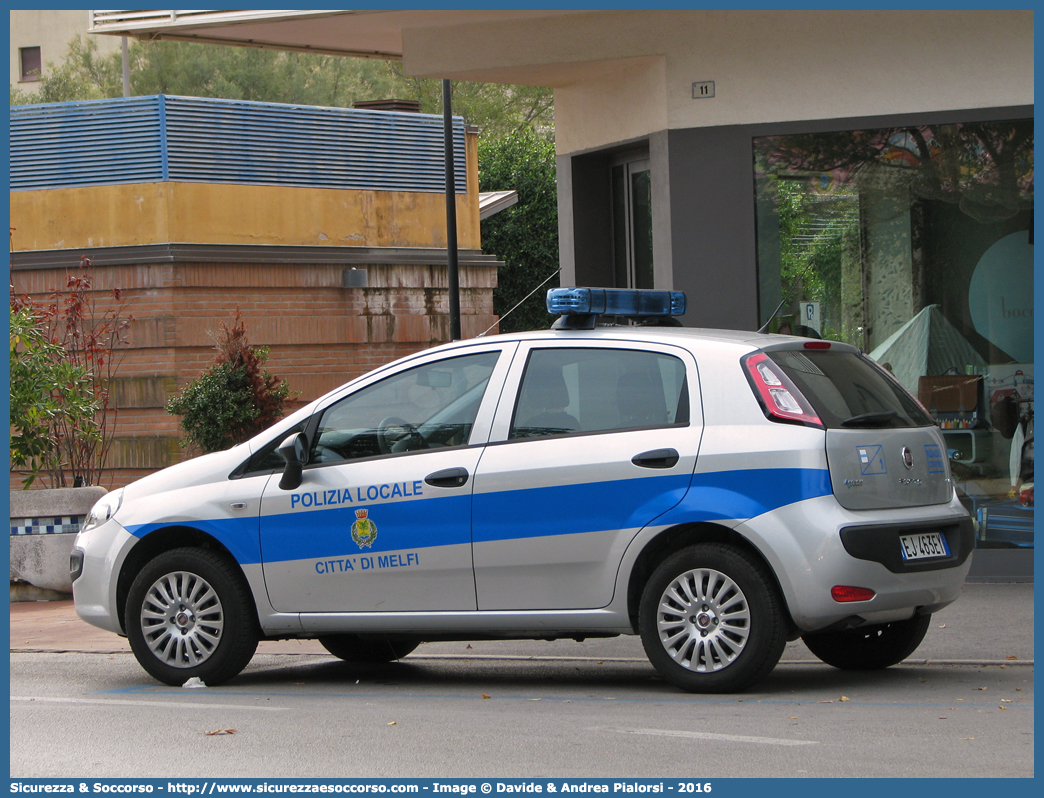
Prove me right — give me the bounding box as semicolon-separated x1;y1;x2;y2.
869;304;986;394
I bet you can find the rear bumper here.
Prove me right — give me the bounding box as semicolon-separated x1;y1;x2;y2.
840;516;974;573
737;492;973;633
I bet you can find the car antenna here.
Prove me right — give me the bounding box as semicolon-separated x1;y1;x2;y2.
756;297;789;334
477;267;561;337
756;260;817;334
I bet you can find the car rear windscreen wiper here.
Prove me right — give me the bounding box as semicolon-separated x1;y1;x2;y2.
841;410;899;427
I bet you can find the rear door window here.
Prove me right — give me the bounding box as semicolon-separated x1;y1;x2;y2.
510;347;688;439
766;350;933;429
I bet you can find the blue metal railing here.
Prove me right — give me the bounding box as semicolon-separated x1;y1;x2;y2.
10;94;468;193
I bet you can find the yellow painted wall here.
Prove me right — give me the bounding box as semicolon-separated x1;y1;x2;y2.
11;129;482;252
11;180;480;252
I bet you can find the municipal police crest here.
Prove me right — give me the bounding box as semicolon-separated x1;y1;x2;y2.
351;508;378;548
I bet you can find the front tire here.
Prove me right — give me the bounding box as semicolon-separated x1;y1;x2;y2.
802;614;931;670
125;548;259;686
318;635;420;663
639;543;787;693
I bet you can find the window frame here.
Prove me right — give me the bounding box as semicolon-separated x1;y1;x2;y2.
498;342;694;444
19;46;42;82
233;342;516;479
611;152;654;290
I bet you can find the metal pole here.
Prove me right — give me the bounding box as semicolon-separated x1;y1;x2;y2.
443;79;462;341
121;37;130;97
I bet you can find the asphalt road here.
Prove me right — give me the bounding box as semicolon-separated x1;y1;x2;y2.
9;583;1035;780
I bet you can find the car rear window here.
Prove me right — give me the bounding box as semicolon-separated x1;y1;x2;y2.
766;349;933;429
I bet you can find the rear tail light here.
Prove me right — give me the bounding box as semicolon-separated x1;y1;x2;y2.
742;352;823;428
831;585;876;603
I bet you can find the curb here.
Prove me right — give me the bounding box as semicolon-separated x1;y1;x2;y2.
8;648;1034;667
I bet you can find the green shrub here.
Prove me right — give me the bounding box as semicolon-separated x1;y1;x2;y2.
166;310;295;453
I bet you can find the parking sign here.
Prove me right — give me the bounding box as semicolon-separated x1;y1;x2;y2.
800;301;821;333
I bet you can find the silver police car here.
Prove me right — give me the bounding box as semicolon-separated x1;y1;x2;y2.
71;287;973;693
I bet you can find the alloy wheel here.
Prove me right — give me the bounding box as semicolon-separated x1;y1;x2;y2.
139;570;224;668
655;567;751;673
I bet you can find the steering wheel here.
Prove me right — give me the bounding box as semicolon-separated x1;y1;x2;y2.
377;416;421;455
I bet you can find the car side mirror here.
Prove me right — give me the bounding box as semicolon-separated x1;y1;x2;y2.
278;432;308;491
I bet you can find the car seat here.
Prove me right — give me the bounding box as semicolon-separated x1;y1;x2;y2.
516;366;581;436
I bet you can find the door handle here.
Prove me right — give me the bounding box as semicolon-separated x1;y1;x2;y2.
631;448;680;469
425;467;470;488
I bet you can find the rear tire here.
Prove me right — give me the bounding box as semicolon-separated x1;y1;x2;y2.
318;635;420;663
639;543;787;693
125;548;259;686
802;614;931;670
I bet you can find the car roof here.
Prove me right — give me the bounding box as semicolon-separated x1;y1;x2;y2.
313;325;773;411
475;324;796;349
255;322;860;453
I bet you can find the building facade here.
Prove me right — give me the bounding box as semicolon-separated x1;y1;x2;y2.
10;95;498;489
10;9;122;92
55;11;1044;564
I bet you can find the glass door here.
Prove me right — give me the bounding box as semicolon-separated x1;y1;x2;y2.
612;157;654;289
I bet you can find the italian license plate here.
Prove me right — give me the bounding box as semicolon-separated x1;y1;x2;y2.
900;531;951;561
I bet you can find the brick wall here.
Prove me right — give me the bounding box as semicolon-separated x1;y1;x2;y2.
11;250;500;490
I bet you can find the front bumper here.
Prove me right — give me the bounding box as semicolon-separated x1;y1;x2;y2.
70;518;137;636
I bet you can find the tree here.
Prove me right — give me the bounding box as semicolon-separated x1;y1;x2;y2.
10;36;121;105
35;258;134;487
774;178;856;341
407;79;553;140
11;36;555;138
479;130;560;333
9;254;132;488
166;310;296;453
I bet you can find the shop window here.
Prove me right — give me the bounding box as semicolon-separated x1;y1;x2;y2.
754;118;1034;549
19;47;41;82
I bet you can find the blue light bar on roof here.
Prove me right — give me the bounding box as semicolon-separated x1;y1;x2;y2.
547;287;687;318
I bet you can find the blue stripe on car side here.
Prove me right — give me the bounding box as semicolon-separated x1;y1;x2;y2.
123;516;264;565
258;494;474;563
123;495;473;565
124;468;832;565
471;474;692;544
654;467;833;526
